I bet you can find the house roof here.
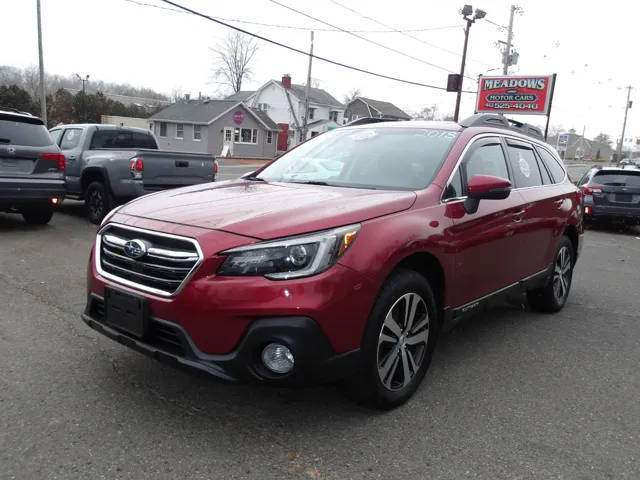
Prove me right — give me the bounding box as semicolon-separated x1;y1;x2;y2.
278;82;344;108
306;119;340;128
225;90;256;101
149;100;279;130
354;97;411;120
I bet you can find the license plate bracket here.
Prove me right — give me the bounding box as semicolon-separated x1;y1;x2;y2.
104;287;148;338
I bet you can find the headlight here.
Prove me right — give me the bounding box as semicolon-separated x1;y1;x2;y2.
217;224;360;280
100;205;122;226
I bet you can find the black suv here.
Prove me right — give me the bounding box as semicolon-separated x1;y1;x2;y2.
0;109;65;224
577;165;640;225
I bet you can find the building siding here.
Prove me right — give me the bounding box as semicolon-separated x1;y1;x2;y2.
209;106;277;159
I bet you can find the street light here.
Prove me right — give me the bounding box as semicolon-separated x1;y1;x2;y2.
453;5;486;122
75;73;90;122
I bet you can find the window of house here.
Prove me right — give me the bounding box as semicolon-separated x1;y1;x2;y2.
257;103;269;111
266;131;273;144
193;124;201;141
329;111;339;122
506;143;543;188
308;108;315;120
235;128;258;143
159;122;167;137
225;129;232;142
176;123;184;139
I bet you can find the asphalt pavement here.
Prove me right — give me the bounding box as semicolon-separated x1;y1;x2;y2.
1;166;639;479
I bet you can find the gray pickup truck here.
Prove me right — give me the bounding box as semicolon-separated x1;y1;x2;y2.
49;124;217;223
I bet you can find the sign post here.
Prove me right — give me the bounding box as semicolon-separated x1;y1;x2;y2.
475;74;557;140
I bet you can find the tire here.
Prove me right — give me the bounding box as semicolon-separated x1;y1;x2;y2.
348;269;439;410
21;207;53;225
85;181;113;225
527;235;575;313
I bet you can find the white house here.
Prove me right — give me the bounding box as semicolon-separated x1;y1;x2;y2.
228;75;345;151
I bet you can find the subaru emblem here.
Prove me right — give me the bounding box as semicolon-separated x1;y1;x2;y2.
123;239;147;259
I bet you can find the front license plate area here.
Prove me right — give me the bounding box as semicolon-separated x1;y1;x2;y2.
104;287;148;338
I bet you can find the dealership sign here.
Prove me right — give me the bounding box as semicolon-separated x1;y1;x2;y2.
475;75;555;115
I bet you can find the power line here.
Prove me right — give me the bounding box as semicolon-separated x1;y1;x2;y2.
158;0;476;93
121;0;461;33
328;0;493;69
267;0;461;77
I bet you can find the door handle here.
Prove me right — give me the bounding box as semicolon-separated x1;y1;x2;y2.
175;160;189;167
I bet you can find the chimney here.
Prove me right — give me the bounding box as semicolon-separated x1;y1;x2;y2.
281;74;292;89
185;93;191;101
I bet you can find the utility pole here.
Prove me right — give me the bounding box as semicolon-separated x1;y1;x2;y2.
454;18;472;122
36;0;47;125
502;5;516;74
301;31;314;142
616;86;633;162
75;73;89;122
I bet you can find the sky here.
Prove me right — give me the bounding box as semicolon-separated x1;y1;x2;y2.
2;0;639;142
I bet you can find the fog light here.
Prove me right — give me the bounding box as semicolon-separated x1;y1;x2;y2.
261;343;294;374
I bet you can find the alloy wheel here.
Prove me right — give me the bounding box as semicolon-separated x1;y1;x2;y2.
376;292;429;391
553;246;571;302
89;189;104;218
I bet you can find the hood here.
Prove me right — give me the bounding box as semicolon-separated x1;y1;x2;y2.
120;180;416;239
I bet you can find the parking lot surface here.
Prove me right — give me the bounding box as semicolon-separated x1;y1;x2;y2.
2;169;639;479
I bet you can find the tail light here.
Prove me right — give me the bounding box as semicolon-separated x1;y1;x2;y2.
130;157;144;179
213;160;219;178
582;185;602;195
584;206;592;215
40;153;66;171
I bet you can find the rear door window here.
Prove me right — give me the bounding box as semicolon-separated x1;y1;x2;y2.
506;142;543;188
60;128;83;150
91;130;158;149
0;117;53;146
536;147;566;183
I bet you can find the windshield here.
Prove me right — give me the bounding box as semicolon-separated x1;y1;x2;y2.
257;127;459;190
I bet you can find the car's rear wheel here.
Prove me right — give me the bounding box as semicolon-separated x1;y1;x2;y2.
527;235;575;313
349;269;439;409
85;181;112;225
21;206;53;225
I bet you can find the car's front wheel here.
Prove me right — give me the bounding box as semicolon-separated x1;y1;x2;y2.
350;269;439;409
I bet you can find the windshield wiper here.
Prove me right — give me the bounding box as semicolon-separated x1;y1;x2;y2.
288;180;330;186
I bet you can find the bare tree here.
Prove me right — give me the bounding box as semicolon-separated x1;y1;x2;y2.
211;33;258;94
593;132;612;146
343;88;361;105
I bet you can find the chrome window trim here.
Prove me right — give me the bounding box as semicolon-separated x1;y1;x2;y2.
440;132;569;204
95;223;204;298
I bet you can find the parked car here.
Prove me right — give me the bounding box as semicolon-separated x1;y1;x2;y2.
0;108;65;224
577;165;640;225
49;124;218;223
82;114;583;409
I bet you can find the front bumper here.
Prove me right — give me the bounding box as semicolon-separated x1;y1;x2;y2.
82;293;361;384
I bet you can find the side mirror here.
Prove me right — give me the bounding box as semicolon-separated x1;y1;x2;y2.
464;174;512;214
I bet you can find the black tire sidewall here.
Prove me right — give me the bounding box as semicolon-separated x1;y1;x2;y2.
551;236;575;310
86;181;112;224
360;269;439;409
21;206;53;225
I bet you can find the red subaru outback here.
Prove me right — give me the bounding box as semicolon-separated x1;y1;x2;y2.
83;114;583;409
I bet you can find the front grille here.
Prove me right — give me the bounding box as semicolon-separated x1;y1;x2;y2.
98;224;202;296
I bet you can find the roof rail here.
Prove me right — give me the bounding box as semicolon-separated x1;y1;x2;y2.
0;106;34;116
459;113;544;140
345;117;403;127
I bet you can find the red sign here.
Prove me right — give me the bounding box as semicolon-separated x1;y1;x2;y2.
232;110;244;124
475;75;555;115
